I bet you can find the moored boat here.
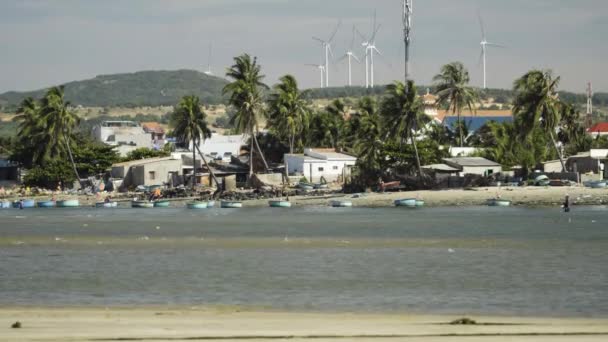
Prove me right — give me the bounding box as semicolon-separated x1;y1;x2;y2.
589;181;607;189
153;200;171;208
415;200;425;207
207;200;216;208
487;198;512;207
394;198;417;208
330;200;353;208
13;199;36;208
269;200;292;208
132;200;154;208
187;201;208;209
56;199;79;208
298;182;314;191
0;201;11;209
221;201;243;208
96;201;118;208
37;200;56;208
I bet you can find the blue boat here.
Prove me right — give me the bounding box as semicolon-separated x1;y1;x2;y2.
56;199;79;208
37;200;56;208
207;200;216;208
153;200;171;208
1;201;11;209
269;200;292;208
394;198;417;208
13;199;35;208
330;200;353;208
132;200;154;208
187;201;208;209
415;200;425;207
221;201;243;208
487;198;512;207
96;201;118;208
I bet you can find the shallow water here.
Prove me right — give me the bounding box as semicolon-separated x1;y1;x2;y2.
1;206;607;316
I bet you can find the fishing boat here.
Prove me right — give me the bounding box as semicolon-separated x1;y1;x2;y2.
394;198;417;208
153;200;171;208
56;199;79;208
415;199;425;207
589;181;607;189
487;198;512;207
96;201;118;208
207;200;216;208
186;201;208;209
1;201;11;209
298;182;314;191
330;200;353;208
221;201;243;208
269;200;292;208
37;200;56;208
13;199;36;208
132;200;154;208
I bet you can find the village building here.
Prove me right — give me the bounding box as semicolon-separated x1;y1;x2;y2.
92;120;155;156
567;149;608;180
586;122;608;137
110;156;183;190
190;133;247;162
0;154;19;185
141;122;166;148
422;89;438;118
442;157;502;177
284;148;356;183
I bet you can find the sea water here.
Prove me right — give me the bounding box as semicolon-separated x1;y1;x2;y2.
1;206;607;316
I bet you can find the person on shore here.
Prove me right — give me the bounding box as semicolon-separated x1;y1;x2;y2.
19;199;24;210
563;195;570;213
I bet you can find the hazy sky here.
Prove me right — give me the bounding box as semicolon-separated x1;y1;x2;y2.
0;0;606;93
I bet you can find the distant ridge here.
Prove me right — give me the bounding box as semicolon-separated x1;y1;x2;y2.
0;69;229;109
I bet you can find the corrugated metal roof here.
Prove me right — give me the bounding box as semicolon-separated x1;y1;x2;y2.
422;163;460;172
443;157;501;167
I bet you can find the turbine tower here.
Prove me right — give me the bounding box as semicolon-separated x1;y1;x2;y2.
313;21;341;88
586;82;593;128
306;64;326;88
204;43;213;76
358;13;381;88
478;12;505;89
337;26;361;87
402;0;413;83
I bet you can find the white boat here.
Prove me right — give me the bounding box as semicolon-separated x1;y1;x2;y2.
132;200;154;208
207;200;216;208
589;181;607;189
96;201;118;208
1;201;11;209
487;198;512;207
221;201;243;208
187;201;208;209
330;200;352;208
56;199;79;208
269;200;292;208
394;198;417;208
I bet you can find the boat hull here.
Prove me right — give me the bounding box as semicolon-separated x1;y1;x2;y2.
207;200;215;208
415;200;425;207
37;200;56;208
394;199;417;208
132;201;154;208
590;182;607;189
153;200;171;208
269;200;292;208
13;199;36;208
96;202;118;208
330;200;353;208
221;201;243;208
187;202;208;209
0;201;11;209
56;199;79;208
487;199;512;207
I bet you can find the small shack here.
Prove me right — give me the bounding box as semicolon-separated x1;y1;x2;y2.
111;156;182;190
443;157;502;177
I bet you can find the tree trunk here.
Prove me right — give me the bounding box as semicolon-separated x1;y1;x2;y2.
249;131;254;176
290;133;294;154
192;140;197;190
253;132;269;171
411;134;423;180
64;134;82;189
195;144;221;194
457;110;464;147
549;131;567;172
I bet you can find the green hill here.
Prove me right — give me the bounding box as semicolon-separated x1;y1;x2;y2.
0;69;229;110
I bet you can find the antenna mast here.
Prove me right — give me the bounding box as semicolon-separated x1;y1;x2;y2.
586;82;593;128
402;0;413;84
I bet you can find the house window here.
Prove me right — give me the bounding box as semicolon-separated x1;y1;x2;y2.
149;171;156;180
318;167;324;172
333;166;339;170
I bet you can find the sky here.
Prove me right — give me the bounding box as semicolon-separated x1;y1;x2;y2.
0;0;606;93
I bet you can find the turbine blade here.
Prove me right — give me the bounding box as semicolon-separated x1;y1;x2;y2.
373;46;382;56
371;24;382;42
328;20;342;43
350;26;356;50
486;42;507;48
336;54;348;63
351;53;361;63
328;44;335;58
477;10;486;40
477;49;484;66
355;27;368;43
312;36;325;44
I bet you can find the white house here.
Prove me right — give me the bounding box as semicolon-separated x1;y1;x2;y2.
92;120;154;156
443;157;502;177
284;148;357;183
190;133;247;162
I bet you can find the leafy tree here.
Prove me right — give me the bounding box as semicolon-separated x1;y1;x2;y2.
22;160;76;189
433;62;479;147
121;147;170;162
267;75;310;153
223;54;269;175
307;99;347;149
170;95;215;190
512;70;565;171
351;97;384;186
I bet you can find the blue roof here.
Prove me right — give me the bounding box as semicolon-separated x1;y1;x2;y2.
443;116;512;132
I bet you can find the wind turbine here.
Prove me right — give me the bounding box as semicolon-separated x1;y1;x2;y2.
358;13;382;88
337;26;361;87
478;12;505;89
305;64;326;88
313;21;341;88
402;0;413;83
204;43;213;76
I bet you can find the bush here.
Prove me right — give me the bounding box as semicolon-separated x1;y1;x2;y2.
23;160;76;189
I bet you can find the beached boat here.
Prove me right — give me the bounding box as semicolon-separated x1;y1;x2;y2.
394;198;417;208
153;200;171;208
96;201;118;208
589;181;607;189
207;200;215;208
314;183;329;190
132;200;154;208
330;200;353;208
56;199;79;208
415;200;425;207
487;198;512;207
187;201;208;209
221;201;243;208
13;199;36;208
298;182;314;191
37;200;56;208
0;201;11;209
269;200;292;208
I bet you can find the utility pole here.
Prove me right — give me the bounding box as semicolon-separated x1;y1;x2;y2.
402;0;413;85
586;82;593;129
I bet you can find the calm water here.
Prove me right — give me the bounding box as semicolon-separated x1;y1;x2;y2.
1;206;607;316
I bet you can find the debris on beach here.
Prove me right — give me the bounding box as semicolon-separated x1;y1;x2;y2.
450;317;477;325
11;321;21;328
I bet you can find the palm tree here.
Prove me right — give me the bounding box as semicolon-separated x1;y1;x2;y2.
324;99;347;148
433;62;478;147
38;86;81;185
512;70;565;171
267;75;310;154
223;54;269;176
381;80;428;177
170;95;218;190
351;97;383;184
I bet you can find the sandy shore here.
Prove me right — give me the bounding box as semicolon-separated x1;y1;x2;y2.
2;186;607;208
1;307;607;341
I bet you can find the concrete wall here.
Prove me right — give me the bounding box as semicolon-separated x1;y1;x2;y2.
285;155;354;183
193;134;246;157
460;165;502;176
